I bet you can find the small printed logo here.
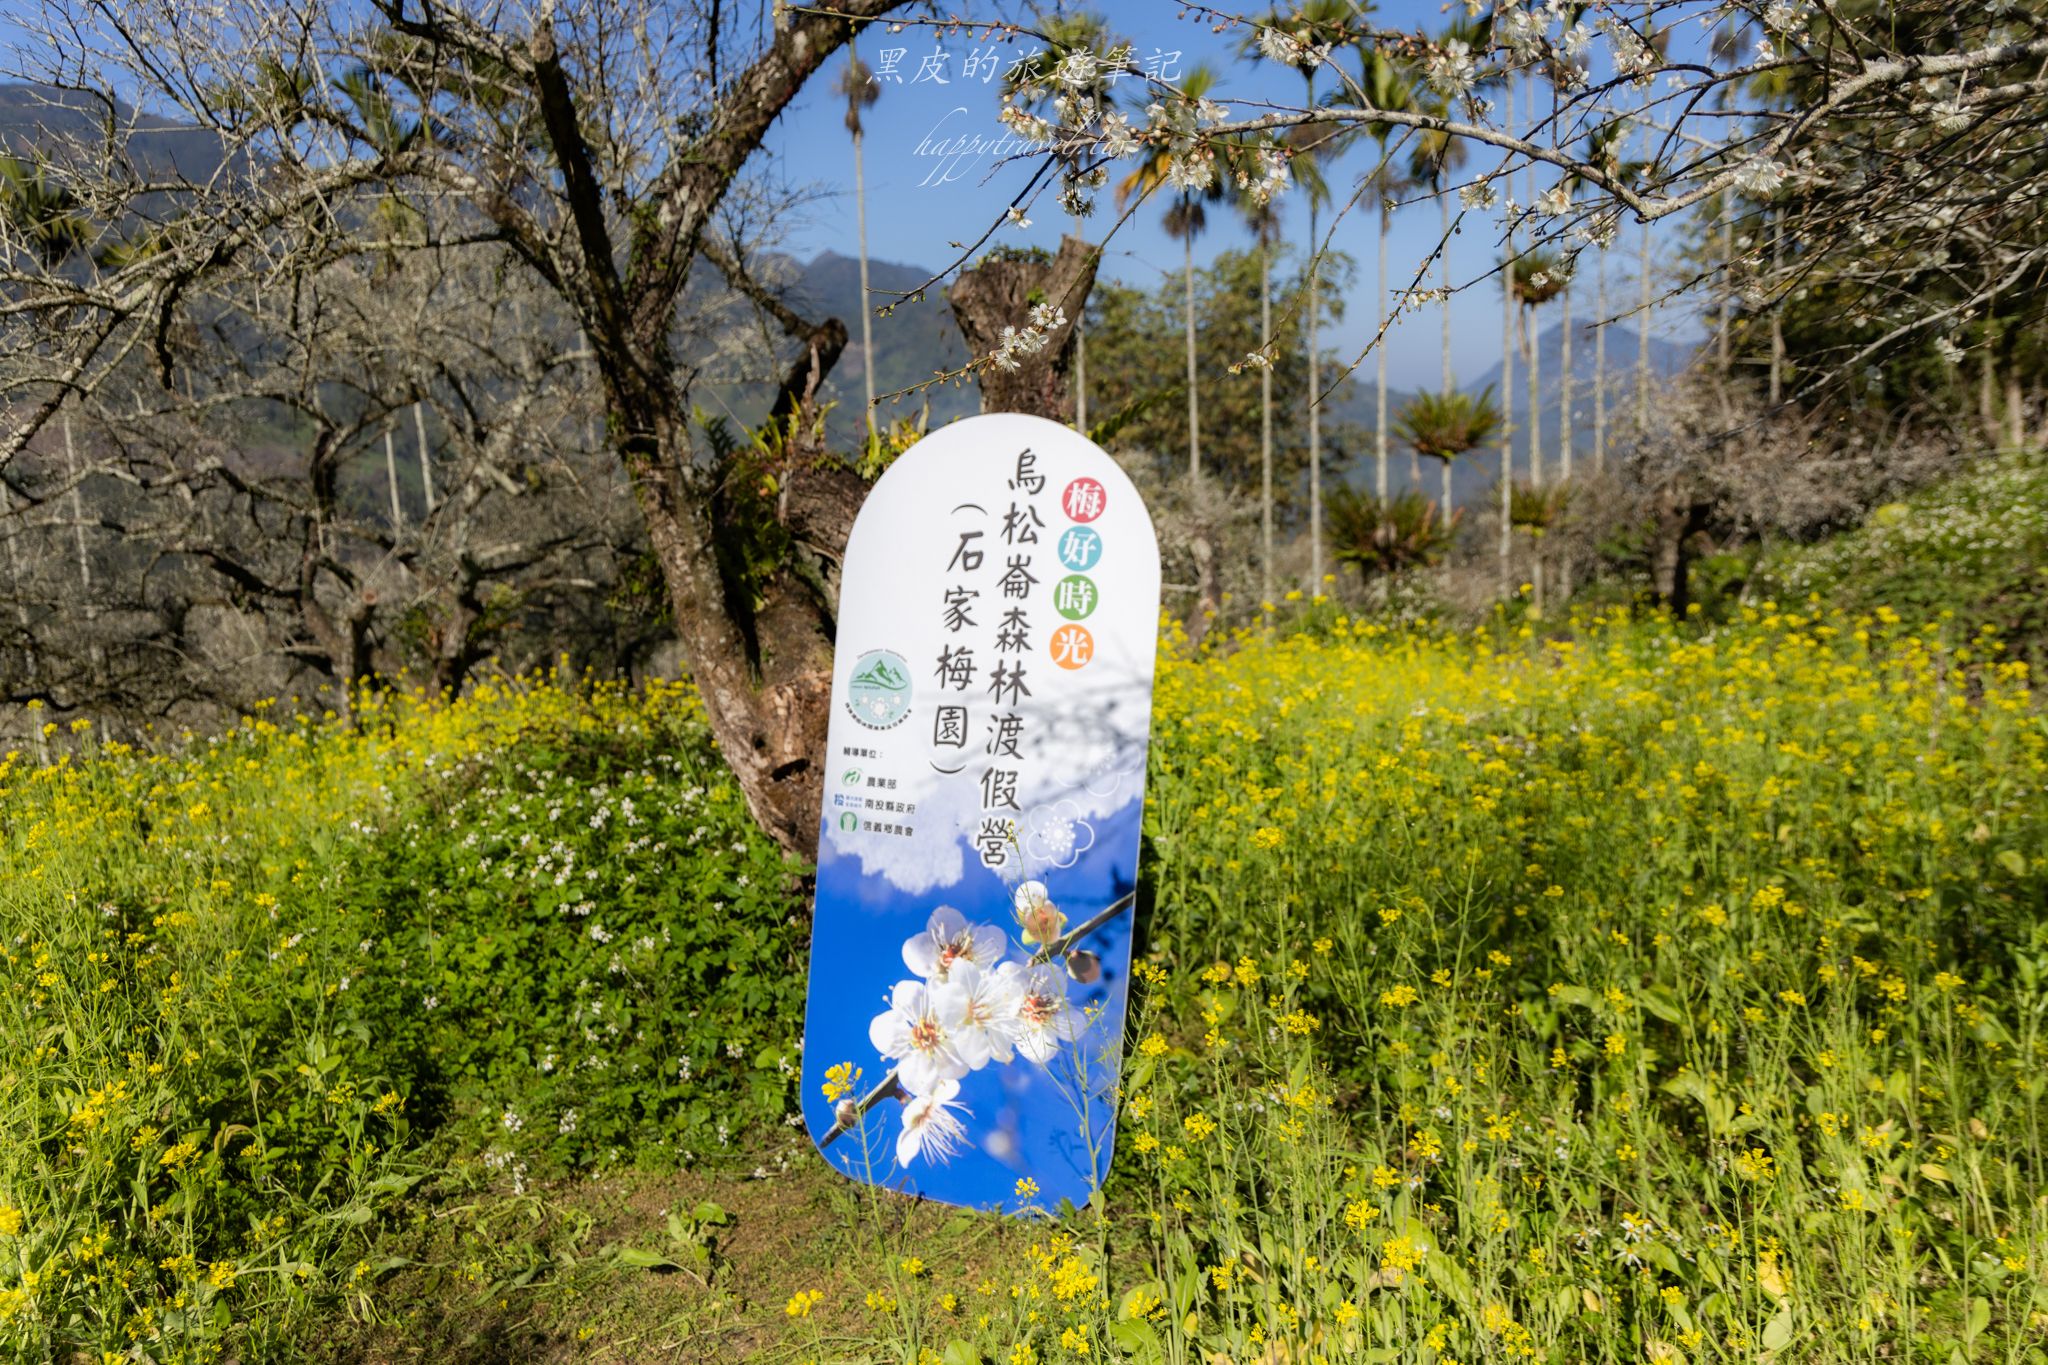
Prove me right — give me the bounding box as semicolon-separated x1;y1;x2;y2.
838;811;860;833
1055;525;1102;571
845;649;913;730
841;767;863;787
1053;574;1099;621
1049;623;1095;670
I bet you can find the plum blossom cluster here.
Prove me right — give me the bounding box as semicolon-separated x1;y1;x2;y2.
1235;143;1293;208
989;301;1068;373
864;886;1090;1166
1256;25;1331;70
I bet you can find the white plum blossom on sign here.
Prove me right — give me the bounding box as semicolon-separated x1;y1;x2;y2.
996;961;1090;1063
939;960;1022;1068
903;904;1009;982
869;977;970;1096
1013;880;1066;947
897;1078;970;1165
860;895;1099;1166
1022;799;1096;871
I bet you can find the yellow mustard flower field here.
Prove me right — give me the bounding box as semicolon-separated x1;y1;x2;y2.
2;600;2045;1365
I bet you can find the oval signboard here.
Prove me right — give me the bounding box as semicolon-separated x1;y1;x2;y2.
799;413;1161;1214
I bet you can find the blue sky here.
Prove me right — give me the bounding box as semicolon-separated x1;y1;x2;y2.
759;1;1701;388
0;0;1701;390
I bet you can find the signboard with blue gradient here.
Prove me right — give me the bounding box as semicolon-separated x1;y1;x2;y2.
800;413;1160;1214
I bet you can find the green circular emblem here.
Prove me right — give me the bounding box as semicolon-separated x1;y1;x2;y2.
845;649;912;729
1053;574;1099;622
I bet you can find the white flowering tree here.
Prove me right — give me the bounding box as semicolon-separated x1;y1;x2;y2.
952;2;2048;419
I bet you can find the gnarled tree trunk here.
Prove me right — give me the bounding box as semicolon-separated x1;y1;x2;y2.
946;236;1099;423
605;301;873;861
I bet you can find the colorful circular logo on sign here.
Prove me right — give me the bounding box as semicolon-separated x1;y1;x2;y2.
844;649;912;729
1055;525;1102;571
1060;477;1107;523
1049;624;1094;670
1053;574;1099;621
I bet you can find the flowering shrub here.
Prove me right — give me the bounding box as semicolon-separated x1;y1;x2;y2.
336;706;800;1171
1753;449;2048;654
0;675;799;1357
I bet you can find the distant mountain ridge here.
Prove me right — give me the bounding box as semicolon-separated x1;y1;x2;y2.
785;250;976;446
1466;319;1698;406
0;81;1699;481
0;83;228;180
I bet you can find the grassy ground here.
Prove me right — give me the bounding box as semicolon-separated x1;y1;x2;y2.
3;467;2047;1364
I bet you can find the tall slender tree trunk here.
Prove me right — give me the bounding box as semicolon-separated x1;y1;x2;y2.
1718;194;1733;373
414;402;436;513
0;479;34;685
1430;188;1449;492
1074;321;1087;433
1768;206;1785;405
63;412;91;591
1524;70;1542;489
64;410;103;689
384;424;405;528
1184;216;1199;481
1560;284;1574;481
1499;242;1515;593
1376;200;1390;504
1308;199;1323;586
853;121;877;435
1979;329;1998;444
1558;282;1575;603
1525;303;1542;488
1638;214;1653;428
1594;251;1607;473
1440;456;1453;520
1260;238;1274;608
1440;190;1454;395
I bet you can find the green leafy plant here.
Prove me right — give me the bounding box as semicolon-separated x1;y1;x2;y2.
1508;479;1569;534
1325;484;1460;580
1507;248;1571;307
1396;387;1502;463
